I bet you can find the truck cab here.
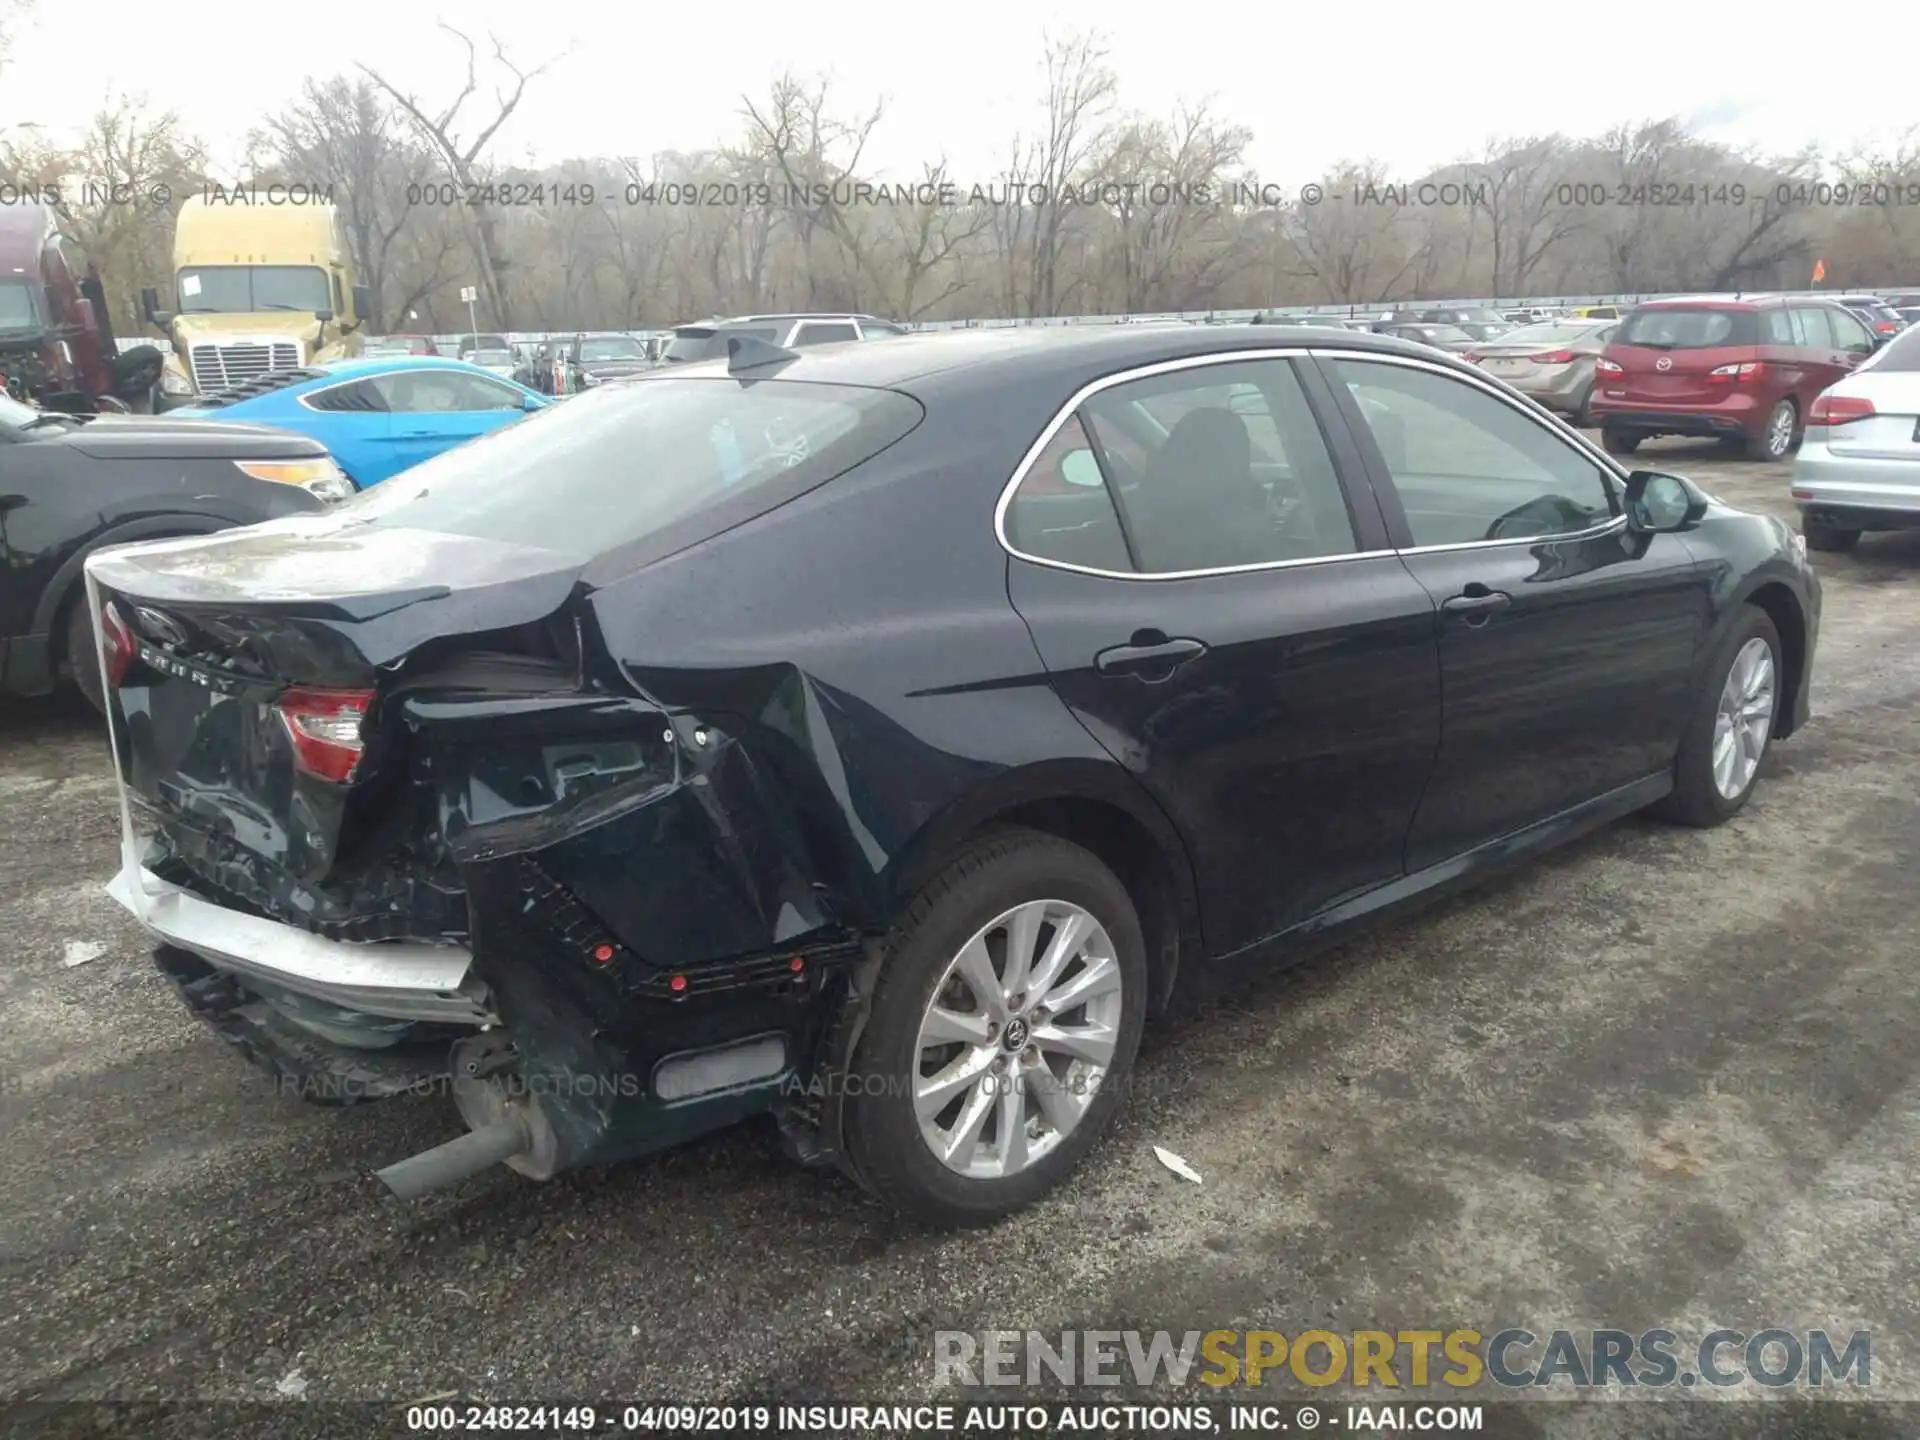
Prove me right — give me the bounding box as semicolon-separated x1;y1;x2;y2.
143;197;372;410
0;204;162;413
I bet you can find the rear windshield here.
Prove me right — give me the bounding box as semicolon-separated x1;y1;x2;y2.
338;376;924;561
661;327;779;364
1616;308;1756;348
1867;325;1920;372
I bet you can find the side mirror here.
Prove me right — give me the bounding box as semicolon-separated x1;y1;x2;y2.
141;286;171;328
314;308;334;324
1624;470;1709;534
351;284;373;321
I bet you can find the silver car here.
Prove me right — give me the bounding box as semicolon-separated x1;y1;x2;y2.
1791;324;1920;552
1464;318;1618;427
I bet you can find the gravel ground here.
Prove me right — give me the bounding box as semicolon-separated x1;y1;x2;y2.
2;440;1917;1432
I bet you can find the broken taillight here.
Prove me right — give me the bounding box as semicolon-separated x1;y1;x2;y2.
99;601;136;688
276;687;374;783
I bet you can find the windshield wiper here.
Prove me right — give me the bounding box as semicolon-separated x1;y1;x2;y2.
256;303;311;311
19;412;82;429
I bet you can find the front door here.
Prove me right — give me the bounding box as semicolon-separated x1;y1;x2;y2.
1005;353;1443;958
370;369;532;478
1316;353;1712;870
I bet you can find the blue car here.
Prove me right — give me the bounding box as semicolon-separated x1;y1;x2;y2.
170;355;551;489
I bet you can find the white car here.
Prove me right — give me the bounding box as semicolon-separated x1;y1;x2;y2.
1792;324;1920;552
463;347;519;380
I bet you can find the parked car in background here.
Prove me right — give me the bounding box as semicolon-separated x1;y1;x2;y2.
1251;314;1365;330
363;335;438;357
87;324;1818;1225
567;333;656;387
0;389;333;711
659;314;910;363
167;355;550;488
1464;318;1617;426
1569;305;1624;320
1590;296;1878;460
1503;307;1564;325
456;333;512;358
1417;309;1513;341
1791;321;1920;551
463;347;519;379
1377;322;1481;352
1830;295;1906;345
1896;308;1920;328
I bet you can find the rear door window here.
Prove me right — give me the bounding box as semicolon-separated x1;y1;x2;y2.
792;322;859;346
1760;310;1795;345
1615;308;1754;348
343;377;924;565
1792;308;1833;350
1003;414;1134;572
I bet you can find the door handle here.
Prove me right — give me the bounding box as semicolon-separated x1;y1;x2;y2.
1441;589;1512;624
1094;636;1208;678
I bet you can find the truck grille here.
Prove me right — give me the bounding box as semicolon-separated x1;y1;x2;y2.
189;342;301;391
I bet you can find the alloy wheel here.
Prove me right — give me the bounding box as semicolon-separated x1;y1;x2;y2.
912;899;1124;1179
1764;403;1795;459
1711;636;1776;800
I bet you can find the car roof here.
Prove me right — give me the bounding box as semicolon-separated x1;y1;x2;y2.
638;323;1473;397
311;354;516;380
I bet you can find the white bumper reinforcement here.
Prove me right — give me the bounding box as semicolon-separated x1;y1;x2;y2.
108;859;492;1027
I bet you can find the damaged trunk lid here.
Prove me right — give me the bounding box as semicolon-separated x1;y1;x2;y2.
89;518;590;936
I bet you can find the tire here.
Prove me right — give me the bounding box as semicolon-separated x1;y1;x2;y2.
1569;381;1595;429
65;595;106;715
1650;605;1783;828
840;828;1147;1227
1801;517;1861;553
1746;399;1798;461
1601;426;1641;455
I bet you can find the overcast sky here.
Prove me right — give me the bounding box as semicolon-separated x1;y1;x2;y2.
6;1;1913;182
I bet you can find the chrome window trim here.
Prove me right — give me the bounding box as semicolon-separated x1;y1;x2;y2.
993;345;1628;581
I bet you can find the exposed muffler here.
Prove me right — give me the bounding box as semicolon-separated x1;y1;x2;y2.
375;1117;533;1201
374;1032;564;1201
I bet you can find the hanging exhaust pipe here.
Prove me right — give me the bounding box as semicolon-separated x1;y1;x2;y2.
375;1117;531;1201
373;1032;566;1200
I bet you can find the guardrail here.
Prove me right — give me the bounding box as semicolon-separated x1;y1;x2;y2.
419;286;1915;347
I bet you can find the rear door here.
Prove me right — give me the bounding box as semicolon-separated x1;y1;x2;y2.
1318;352;1711;869
1005;352;1443;957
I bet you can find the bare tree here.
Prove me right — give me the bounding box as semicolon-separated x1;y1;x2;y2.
1022;32;1116;315
1464;136;1583;297
741;74;884;309
360;25;563;328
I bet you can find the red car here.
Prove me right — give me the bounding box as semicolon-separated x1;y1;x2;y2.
1590;295;1880;461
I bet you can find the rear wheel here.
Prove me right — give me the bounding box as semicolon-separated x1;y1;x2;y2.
65;597;106;715
1600;426;1640;455
1569;381;1595;428
1746;399;1798;461
1650;606;1782;827
840;829;1146;1227
1801;517;1861;553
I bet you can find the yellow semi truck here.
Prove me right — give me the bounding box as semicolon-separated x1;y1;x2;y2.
142;195;371;408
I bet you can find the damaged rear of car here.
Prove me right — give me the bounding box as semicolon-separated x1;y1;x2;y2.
90;369;948;1200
